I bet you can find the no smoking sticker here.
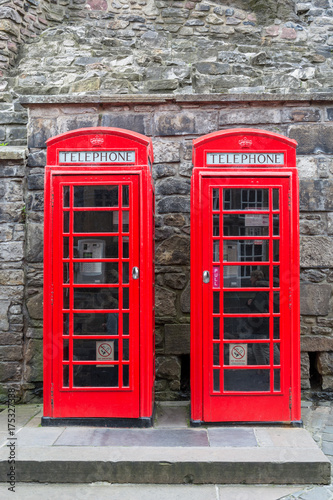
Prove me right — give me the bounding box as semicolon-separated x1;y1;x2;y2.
96;341;114;366
229;344;247;366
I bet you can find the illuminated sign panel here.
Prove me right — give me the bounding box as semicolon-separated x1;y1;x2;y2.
206;152;284;165
59;150;136;164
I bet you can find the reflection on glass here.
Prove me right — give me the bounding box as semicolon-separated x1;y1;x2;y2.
273;343;280;365
224;369;270;391
123;365;129;387
274;369;280;391
273;266;280;287
273;292;280;313
123;262;129;284
213;292;220;313
73;313;118;335
223;214;269;236
224;317;270;340
73;262;119;284
213;214;220;236
273;240;279;262
273;317;280;339
223;265;269;288
213;241;220;262
123;339;129;361
73;339;118;361
74;186;118;207
63;212;70;233
212;188;219;211
213;369;220;392
224;291;269;314
63;339;69;361
63;186;70;208
273;189;279;210
63;313;69;335
122;185;129;207
63;365;69;387
123;288;129;309
213;317;220;340
63;263;69;284
73;288;118;310
213;344;220;366
73;236;118;259
73;365;118;387
123;313;129;335
63;288;70;309
123;238;129;258
223;240;269;262
63;237;69;258
223;189;269;210
122;212;129;232
74;211;119;233
273;214;279;236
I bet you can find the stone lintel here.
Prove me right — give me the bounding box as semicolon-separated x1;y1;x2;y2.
0;147;28;160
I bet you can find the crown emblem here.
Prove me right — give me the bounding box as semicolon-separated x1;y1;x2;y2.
90;136;105;147
238;137;252;148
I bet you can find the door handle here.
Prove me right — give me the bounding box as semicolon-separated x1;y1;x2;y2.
203;271;210;283
132;267;139;280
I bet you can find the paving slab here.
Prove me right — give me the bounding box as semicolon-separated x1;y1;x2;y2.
208;428;258;447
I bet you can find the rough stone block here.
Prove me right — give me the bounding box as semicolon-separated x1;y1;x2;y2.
155;285;177;317
299;214;327;235
156;178;191;196
164;273;187;290
219;107;281;125
301;353;310;389
296;156;317;180
300;180;333;211
25;338;43;382
26;222;43;262
0;361;21;381
180;281;190;313
157;196;190;214
156;235;190;265
300;284;331;315
282;107;321;123
155;355;181;380
26;291;43;320
101;113;152;135
153;164;177;179
164;324;190;354
0;300;10;331
300;236;333;267
0;345;23;361
317;352;333;376
0;241;23;261
26;150;46;167
153;141;180;163
289;125;333;154
154;112;195;136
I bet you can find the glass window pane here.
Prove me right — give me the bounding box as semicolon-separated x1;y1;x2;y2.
63;366;69;387
213;214;220;236
73;365;118;387
63;288;70;310
74;211;118;233
212;188;219;210
73;312;118;336
213;292;220;313
122;212;129;233
274;292;280;313
123;338;129;361
74;186;118;207
122;185;129;207
122;262;129;284
223;343;270;366
73;262;119;284
213;369;220;392
223;265;269;288
73;339;118;361
224;369;270;392
224;214;269;237
63;212;69;233
273;189;279;210
213;241;220;262
74;288;118;310
123;288;129;309
273;266;280;287
73;236;118;259
224;317;270;340
123;313;129;335
273;343;280;365
123;237;129;258
223;189;269;211
213;344;220;366
63;263;70;284
63;186;70;207
223;240;269;262
273;240;279;262
213;317;220;339
273;214;279;236
63;313;69;335
63;339;69;361
224;291;269;314
63;237;69;258
273;317;280;339
274;369;280;391
123;365;129;387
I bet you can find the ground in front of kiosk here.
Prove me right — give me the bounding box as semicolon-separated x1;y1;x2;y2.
0;401;332;499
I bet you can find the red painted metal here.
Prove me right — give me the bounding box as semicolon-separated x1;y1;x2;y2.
191;129;300;424
43;128;155;420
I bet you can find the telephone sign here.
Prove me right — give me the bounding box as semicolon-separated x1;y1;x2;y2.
42;127;155;426
191;128;300;425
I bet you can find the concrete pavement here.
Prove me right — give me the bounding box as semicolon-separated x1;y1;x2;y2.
0;401;332;499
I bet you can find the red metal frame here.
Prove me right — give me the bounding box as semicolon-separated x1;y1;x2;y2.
43;128;155;420
191;129;300;424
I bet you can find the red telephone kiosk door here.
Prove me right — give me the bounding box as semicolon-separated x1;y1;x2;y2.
191;129;301;424
42;128;155;425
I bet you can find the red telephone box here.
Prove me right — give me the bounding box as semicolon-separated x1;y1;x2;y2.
42;127;155;426
191;129;300;425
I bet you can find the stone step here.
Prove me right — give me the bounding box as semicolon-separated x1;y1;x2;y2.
0;426;330;485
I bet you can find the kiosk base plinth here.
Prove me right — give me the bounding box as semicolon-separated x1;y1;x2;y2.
41;414;154;428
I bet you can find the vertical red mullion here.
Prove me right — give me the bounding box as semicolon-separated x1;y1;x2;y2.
118;183;123;388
